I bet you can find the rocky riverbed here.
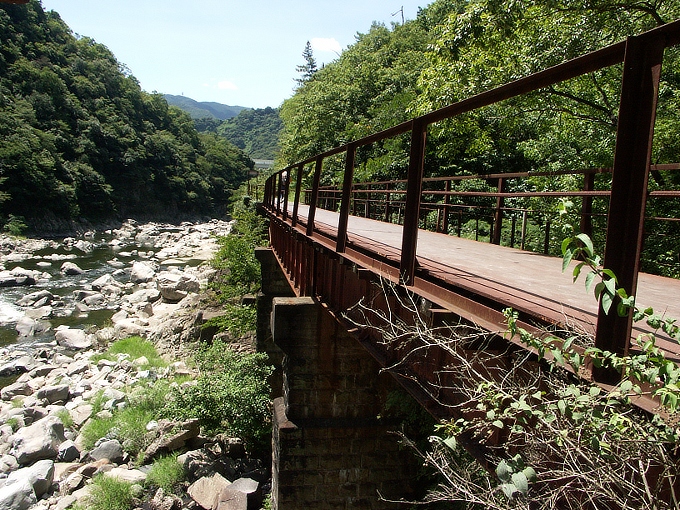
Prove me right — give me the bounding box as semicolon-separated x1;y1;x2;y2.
0;220;266;510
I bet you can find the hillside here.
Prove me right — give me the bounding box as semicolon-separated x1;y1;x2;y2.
217;107;282;160
0;1;254;231
164;94;248;120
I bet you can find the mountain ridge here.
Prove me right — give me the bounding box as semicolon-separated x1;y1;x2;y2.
164;94;249;120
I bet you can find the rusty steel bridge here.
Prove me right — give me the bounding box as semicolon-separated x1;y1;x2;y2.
259;21;680;419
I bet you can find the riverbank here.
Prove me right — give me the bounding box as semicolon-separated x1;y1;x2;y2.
0;219;267;509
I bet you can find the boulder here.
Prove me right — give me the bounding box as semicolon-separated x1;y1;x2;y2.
10;415;65;465
0;454;18;475
60;262;84;275
143;419;200;462
0;355;35;377
55;327;92;350
0;477;36;510
0;269;35;287
88;439;124;464
215;487;248;510
157;271;200;302
35;384;70;404
15;316;49;337
6;459;55;498
188;473;231;510
130;261;156;283
1;381;32;401
57;440;79;462
103;467;147;484
16;290;53;308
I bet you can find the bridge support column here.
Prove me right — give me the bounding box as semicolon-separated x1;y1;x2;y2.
255;247;295;398
270;297;417;510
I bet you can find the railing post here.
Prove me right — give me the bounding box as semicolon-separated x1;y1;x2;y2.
594;34;664;382
306;157;324;237
400;119;427;285
442;180;451;234
337;144;357;253
292;164;304;228
492;177;504;245
275;172;282;216
282;170;290;220
580;171;595;241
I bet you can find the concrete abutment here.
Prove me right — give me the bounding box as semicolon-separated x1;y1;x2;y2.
256;247;418;509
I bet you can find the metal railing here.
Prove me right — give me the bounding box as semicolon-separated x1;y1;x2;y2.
262;20;680;382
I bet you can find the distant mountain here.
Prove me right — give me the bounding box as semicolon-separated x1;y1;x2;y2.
164;94;248;120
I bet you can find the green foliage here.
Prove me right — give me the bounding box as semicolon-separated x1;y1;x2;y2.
0;2;254;227
80;380;174;456
216;107;282;159
210;201;268;300
86;475;134;510
202;304;257;338
2;214;27;236
146;454;186;494
164;340;272;452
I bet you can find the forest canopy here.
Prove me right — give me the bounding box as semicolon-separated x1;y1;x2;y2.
0;0;254;231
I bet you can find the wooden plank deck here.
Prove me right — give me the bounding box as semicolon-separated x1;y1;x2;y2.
291;204;680;359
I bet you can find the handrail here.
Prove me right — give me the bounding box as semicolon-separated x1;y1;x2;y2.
262;20;680;383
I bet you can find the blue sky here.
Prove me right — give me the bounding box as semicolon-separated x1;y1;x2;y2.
40;0;429;109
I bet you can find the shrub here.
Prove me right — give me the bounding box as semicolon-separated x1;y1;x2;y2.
165;340;273;452
3;215;27;237
201;304;257;338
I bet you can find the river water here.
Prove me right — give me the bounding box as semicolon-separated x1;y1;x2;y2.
0;225;205;352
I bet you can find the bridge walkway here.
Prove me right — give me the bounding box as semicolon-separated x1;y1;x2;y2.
287;203;680;362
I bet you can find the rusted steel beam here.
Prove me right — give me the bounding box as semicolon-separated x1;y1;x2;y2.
580;172;595;240
492;178;505;245
305;157;324;237
337;144;357;253
594;34;665;383
400;119;428;285
291;164;304;227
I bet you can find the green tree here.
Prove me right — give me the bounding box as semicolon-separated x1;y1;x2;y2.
295;41;318;87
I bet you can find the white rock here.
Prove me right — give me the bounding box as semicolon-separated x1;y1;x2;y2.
6;459;54;498
55;328;92;350
10;415;65;465
0;477;36;510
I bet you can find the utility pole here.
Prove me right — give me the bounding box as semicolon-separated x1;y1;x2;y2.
391;5;404;25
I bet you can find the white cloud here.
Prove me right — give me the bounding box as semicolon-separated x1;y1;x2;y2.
311;37;342;54
217;80;238;90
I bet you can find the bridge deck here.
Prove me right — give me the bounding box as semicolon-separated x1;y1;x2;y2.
292;204;680;360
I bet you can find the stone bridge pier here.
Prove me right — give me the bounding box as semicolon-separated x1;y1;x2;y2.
257;249;417;509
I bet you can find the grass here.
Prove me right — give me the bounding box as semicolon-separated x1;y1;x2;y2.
91;336;167;369
146;454;186;493
55;408;74;429
84;475;134;510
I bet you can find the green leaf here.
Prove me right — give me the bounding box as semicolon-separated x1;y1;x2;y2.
585;271;597;293
601;291;613;315
557;399;567;415
443;436;457;451
500;483;518;499
492;420;504;429
561;237;573;256
562;247;574;272
572;261;584;282
522;466;537;483
511;472;529;494
496;460;512;482
575;233;594;258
